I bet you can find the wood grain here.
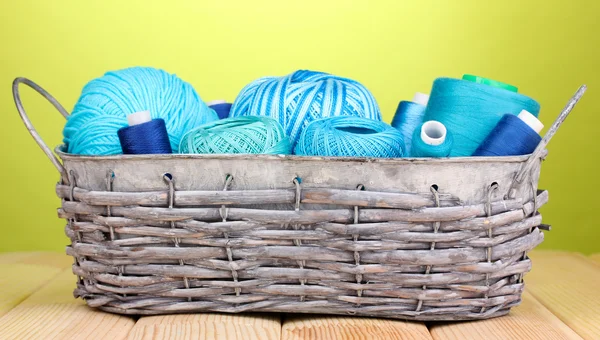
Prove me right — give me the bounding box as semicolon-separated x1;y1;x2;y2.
0;268;135;340
589;253;600;265
281;315;432;340
128;313;281;340
429;291;582;340
526;251;600;339
0;252;71;317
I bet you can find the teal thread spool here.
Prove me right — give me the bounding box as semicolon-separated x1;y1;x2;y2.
423;77;540;157
179;116;292;155
462;74;518;92
391;92;429;155
411;120;453;157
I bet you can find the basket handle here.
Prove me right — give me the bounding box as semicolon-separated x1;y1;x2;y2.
511;85;587;191
13;77;70;180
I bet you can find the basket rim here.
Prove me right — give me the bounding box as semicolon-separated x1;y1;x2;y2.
54;145;535;165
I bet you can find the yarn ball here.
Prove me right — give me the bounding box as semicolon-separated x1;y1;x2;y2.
229;70;382;146
410;122;454;158
63;67;218;155
294;116;405;158
179;116;292;155
423;78;540;157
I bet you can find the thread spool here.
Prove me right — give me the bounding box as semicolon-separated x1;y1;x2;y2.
411;121;453;157
391;92;429;155
207;100;233;120
473;110;543;157
230;70;382;146
462;74;518;92
117;111;172;154
294;116;405;158
179;116;292;155
63;67;218;155
423;77;540;157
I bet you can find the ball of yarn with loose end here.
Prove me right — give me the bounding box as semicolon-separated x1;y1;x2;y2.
230;70;382;146
423;78;540;157
411;122;454;157
294;116;405;158
63;67;218;155
179;116;292;155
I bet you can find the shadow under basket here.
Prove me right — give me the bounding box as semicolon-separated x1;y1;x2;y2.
13;77;586;321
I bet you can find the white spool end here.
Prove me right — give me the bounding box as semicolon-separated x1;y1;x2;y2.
517;110;544;134
421;120;447;146
127;110;151;126
207;100;227;106
412;92;430;106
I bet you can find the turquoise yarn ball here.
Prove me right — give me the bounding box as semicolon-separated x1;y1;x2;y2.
63;67;218;155
294;116;405;158
179;116;292;155
230;70;382;146
423;78;540;157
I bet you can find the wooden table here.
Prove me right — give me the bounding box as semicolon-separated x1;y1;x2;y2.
0;251;598;339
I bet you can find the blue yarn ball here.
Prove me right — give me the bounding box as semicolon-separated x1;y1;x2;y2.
294;116;405;158
423;78;540;157
179;116;292;155
230;70;382;146
63;67;218;155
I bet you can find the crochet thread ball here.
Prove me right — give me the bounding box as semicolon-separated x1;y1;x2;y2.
294;116;405;158
63;67;218;155
229;70;382;146
179;116;292;155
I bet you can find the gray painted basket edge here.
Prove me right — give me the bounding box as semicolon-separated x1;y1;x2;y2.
13;77;587;321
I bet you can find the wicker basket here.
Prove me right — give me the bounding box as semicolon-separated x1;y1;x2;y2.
13;77;586;321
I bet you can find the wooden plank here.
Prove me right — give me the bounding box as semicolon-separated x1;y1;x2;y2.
0;252;72;317
429;291;582;340
281;315;432;340
128;313;281;340
589;253;600;265
526;251;600;339
0;268;135;340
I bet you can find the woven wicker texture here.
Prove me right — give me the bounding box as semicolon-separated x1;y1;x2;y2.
57;158;546;321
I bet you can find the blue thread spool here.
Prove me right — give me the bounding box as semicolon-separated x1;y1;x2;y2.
117;111;172;154
208;100;233;120
391;92;429;155
473;110;543;157
294;116;405;158
411;120;453;157
423;77;540;157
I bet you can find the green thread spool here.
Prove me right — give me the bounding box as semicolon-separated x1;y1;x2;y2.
462;74;518;92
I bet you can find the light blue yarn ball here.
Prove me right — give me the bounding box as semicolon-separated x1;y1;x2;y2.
294;116;405;158
230;70;382;146
423;78;540;157
63;67;218;155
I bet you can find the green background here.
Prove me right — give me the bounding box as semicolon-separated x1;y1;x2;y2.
0;0;598;253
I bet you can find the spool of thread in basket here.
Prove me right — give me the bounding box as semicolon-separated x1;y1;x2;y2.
411;120;453;157
117;111;172;154
423;77;540;157
294;116;405;158
473;110;543;156
391;92;429;155
230;70;382;146
462;74;518;92
179;116;292;155
207;100;233;120
63;67;218;155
